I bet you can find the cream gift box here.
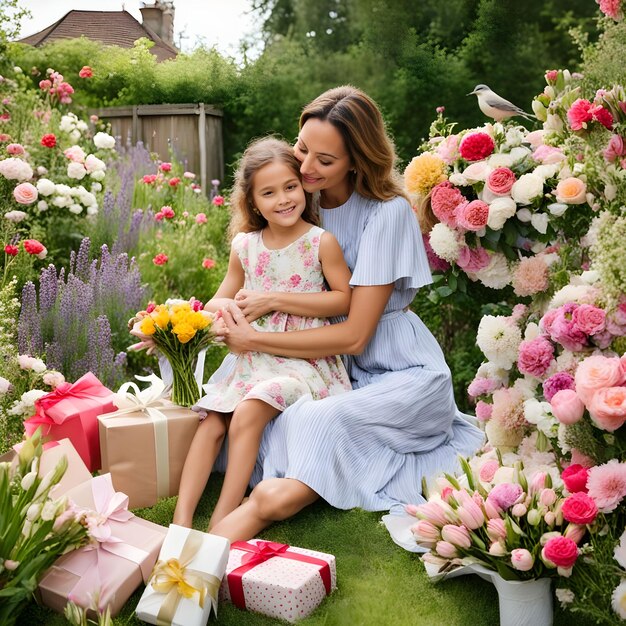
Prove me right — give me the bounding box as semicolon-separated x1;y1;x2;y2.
135;524;230;626
220;539;336;623
98;375;199;509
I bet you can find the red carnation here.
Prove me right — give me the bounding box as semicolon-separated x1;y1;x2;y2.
79;66;93;79
459;132;495;162
41;133;57;148
567;99;593;131
4;244;18;256
591;105;614;130
561;464;589;493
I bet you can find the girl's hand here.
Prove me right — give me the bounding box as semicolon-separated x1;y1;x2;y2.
220;303;257;354
234;289;272;322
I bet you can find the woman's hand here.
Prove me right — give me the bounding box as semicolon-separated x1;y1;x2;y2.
234;289;272;322
220;303;257;354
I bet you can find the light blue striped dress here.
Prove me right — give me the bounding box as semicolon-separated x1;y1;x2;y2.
213;192;484;512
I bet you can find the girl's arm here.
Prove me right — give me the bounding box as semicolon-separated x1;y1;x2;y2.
233;232;352;321
203;246;245;313
221;282;394;358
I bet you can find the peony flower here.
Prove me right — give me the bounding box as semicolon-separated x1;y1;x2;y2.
550;389;585;425
84;154;106;173
587;387;626;432
456;246;490;272
404;152;447;196
532;144;565;164
591;104;613;130
587;460;626;513
486;167;516;195
430;181;463;227
63;145;85;162
555;177;587;204
471;252;511;289
159;162;172;172
511;173;544;205
571;304;605;337
459;132;495;162
542;536;579;568
23;239;47;259
542;372;575;402
476;315;521;368
93;132;115;149
468;376;501;397
549;304;588;352
574;355;624;406
517;336;554;378
67;161;87;180
428;222;461;263
6;143;25;155
455;200;489;231
435;134;459;164
43;371;65;388
561;492;598;525
152;253;168;266
567;98;593;130
0;157;33;181
511;548;534;572
512;256;549;297
487;482;523;510
4;244;18;256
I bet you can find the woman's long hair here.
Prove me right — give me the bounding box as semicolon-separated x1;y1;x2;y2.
299;86;405;202
228;137;318;240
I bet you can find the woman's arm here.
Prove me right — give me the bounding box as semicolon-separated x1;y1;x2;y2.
233;232;352;321
221;282;394;358
203;247;245;313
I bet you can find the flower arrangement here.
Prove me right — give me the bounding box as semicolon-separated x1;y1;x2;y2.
0;429;89;626
128;298;216;407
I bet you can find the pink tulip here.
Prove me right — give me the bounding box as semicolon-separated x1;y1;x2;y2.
511;548;534;572
436;540;459;559
441;524;472;548
486;518;506;541
416;501;448;526
456;501;486;530
539;488;558;507
550;389;585;424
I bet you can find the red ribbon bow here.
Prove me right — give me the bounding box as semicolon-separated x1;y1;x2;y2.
227;540;332;610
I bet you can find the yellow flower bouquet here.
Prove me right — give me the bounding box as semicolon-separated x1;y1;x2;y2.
128;298;216;407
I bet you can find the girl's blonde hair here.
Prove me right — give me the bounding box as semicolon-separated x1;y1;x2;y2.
415;191;439;234
229;137;318;239
299;86;405;202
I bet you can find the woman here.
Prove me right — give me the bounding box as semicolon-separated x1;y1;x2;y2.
209;86;484;541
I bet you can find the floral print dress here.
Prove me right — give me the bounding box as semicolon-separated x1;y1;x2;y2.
194;226;352;416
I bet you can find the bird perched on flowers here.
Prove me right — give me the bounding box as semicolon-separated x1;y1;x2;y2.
468;84;535;122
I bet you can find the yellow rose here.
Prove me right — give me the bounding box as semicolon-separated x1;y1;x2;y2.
172;322;196;343
140;316;156;335
404;152;447;196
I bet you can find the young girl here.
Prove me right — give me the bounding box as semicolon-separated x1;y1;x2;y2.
173;137;353;529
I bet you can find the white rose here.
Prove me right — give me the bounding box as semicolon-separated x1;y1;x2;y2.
54;184;71;196
36;178;56;196
93;132;116;149
59;115;75;132
547;202;568;216
67;162;87;180
509;146;531;164
488;153;514;168
37;200;48;212
85;154;106;173
463;161;492;183
487;196;517;230
516;208;532;222
20;388;47;406
534;163;561;181
69;204;83;214
69;129;81;144
530;212;549;234
511;173;544;205
90;170;106;181
79;191;97;207
448;172;467;186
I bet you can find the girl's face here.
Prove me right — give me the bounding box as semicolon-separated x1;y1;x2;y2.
250;161;307;229
294;118;352;194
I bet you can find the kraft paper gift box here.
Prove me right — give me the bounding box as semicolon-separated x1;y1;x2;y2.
219;540;337;623
135;524;230;626
24;371;117;471
98;375;199;509
37;473;167;617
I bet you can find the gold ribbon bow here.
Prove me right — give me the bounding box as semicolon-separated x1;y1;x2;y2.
148;530;221;625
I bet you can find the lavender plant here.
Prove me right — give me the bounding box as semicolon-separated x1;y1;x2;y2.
17;238;147;388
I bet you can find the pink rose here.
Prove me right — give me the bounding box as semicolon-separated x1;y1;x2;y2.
572;304;606;335
487;167;516;195
555;177;587;204
587;386;626;432
455;200;489;231
567;99;593;131
13;182;38;205
550;304;588;352
517;336;554;378
561;492;598;525
542;536;579;568
457;246;491;272
540;308;560;335
561;464;590;493
574;355;624;405
550;389;585;425
511;548;534;572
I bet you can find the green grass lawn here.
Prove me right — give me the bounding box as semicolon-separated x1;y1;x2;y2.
18;476;595;626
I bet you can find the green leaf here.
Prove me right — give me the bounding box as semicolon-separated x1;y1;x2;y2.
437;286;454;298
447;274;458;291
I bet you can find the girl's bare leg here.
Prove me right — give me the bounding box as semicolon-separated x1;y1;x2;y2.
210;478;319;540
208;399;279;529
173;411;229;528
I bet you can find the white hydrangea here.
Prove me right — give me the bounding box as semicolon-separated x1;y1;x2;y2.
471;252;512;289
511;172;544;205
487;196;517;230
0;157;33;181
93;132;116;149
429;223;461;262
476;314;522;368
36;178;56;196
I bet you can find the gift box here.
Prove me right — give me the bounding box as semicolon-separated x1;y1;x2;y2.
98;375;199;509
220;540;337;623
37;473;167;617
24;372;116;471
135;524;230;626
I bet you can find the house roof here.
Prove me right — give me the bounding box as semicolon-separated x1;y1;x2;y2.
18;10;178;62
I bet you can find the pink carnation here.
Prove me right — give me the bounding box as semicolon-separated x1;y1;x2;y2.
455;200;489;231
572;304;606;336
487;167;516;195
512;256;549;297
457;246;491;272
487;482;523;510
152;253;168;266
430;181;463;228
517;336;554;378
542;371;575;401
475;401;493;422
590;105;614;130
567;99;593;131
459;132;495;162
586;460;626;513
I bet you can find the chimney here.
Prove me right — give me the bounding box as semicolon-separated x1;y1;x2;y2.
139;1;175;47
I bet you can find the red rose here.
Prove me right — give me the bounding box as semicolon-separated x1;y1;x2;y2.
487;167;516;195
561;492;598;525
561;464;589;493
41;133;57;148
542;536;579;568
459;132;495;162
168;177;181;187
79;66;93;78
152;253;168;266
4;244;18;256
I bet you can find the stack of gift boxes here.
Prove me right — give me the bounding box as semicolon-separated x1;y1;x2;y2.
11;370;336;624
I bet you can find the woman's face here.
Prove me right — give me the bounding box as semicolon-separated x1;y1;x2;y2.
294;118;352;195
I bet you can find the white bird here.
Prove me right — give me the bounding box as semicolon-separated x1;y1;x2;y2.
468;84;535;123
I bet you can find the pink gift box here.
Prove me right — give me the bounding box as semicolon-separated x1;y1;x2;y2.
37;473;167;617
24;372;116;471
220;540;337;623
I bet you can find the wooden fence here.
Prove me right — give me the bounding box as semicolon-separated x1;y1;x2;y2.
91;103;224;193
